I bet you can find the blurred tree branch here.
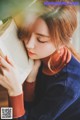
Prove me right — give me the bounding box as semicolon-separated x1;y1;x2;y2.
0;0;35;20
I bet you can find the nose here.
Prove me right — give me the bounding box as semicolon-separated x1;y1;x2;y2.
26;34;35;49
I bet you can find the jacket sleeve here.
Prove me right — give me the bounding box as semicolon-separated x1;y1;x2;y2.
9;93;26;119
8;81;36;119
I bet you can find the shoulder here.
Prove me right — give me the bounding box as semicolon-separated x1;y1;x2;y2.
65;55;80;81
58;55;80;80
56;55;80;98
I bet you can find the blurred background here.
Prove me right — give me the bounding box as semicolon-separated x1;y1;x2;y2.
72;7;80;53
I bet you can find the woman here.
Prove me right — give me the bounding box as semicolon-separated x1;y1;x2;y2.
0;3;80;120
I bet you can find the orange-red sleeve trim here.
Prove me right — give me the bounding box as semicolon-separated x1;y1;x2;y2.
9;93;25;118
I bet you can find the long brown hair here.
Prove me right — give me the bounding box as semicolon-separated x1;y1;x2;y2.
40;5;80;61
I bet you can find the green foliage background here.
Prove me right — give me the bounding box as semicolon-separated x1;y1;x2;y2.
0;0;34;20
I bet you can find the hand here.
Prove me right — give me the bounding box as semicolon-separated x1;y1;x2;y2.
26;59;41;83
0;56;22;96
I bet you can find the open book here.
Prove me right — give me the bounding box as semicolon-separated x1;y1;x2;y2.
0;19;34;84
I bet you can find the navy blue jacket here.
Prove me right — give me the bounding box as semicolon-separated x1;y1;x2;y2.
18;55;80;120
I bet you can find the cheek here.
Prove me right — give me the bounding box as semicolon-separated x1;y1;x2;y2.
37;44;55;57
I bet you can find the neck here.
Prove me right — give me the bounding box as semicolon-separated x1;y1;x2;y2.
41;46;71;75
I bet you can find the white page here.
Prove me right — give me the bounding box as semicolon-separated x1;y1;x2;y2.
0;19;33;84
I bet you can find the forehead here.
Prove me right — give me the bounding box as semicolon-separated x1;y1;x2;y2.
31;18;50;36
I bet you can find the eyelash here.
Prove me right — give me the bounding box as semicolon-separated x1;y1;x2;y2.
37;38;47;43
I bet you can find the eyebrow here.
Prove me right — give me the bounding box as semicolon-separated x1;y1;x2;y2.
35;33;50;38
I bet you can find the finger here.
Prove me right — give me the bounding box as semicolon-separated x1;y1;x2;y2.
1;67;8;76
0;73;9;86
6;56;16;68
0;67;4;75
0;56;10;69
0;49;5;58
0;74;4;83
6;56;13;66
0;75;8;89
34;59;41;68
0;74;4;81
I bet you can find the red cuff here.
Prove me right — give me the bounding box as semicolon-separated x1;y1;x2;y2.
9;93;25;118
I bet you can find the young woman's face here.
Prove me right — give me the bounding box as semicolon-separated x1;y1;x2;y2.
23;18;56;59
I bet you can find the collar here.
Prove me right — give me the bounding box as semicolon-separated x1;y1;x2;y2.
41;46;71;75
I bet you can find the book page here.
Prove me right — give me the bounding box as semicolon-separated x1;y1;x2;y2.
0;19;33;84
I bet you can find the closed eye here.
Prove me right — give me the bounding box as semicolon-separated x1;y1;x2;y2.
37;38;48;43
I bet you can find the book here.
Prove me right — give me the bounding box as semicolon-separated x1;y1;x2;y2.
0;19;34;84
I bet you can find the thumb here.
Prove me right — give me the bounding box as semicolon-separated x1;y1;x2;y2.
34;59;41;69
